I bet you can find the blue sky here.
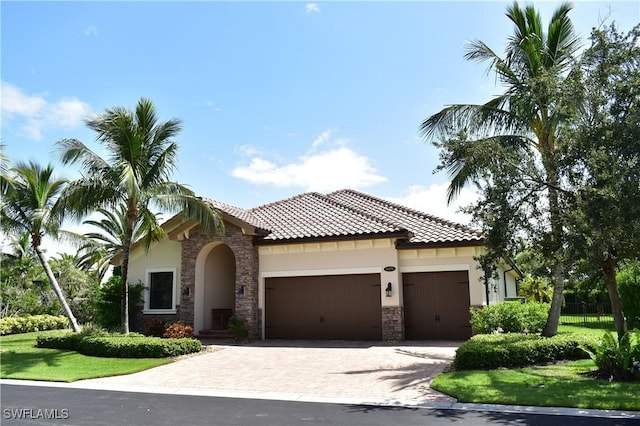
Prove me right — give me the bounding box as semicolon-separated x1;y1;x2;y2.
2;1;639;253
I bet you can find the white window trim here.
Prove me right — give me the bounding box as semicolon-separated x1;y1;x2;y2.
143;268;177;314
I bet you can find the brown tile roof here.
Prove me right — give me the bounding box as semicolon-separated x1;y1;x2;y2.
249;192;409;243
326;189;483;247
200;189;483;247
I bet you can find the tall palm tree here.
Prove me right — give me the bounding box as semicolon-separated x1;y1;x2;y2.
420;2;580;336
1;161;81;332
58;98;223;334
78;205;163;283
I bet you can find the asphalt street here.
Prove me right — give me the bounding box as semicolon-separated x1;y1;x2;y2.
1;384;637;426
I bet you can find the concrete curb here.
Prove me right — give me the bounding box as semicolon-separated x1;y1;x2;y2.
2;379;638;420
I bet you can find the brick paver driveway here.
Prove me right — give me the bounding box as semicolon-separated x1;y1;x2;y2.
77;341;460;406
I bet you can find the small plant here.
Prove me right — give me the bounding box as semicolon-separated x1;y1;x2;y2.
163;322;193;339
144;319;166;337
584;331;640;381
228;315;249;341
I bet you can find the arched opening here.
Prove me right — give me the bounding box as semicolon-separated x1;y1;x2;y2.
194;242;236;333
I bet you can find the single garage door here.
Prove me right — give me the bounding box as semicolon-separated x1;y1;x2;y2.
265;274;382;340
403;271;472;340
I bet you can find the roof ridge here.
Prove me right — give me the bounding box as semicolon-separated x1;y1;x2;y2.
329;189;482;236
249;192;321;212
312;192;407;233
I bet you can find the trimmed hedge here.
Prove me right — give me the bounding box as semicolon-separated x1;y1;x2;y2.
452;333;598;370
0;315;70;335
470;302;549;334
36;332;202;358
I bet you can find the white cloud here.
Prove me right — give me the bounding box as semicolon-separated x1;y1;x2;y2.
311;129;331;150
1;81;91;140
84;25;98;37
235;144;259;156
388;183;479;225
306;3;320;13
232;133;386;192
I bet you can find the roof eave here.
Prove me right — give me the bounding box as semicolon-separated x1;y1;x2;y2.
395;239;485;249
253;230;410;246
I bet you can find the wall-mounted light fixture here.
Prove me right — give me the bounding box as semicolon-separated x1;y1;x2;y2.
237;285;245;298
182;287;190;300
385;282;392;297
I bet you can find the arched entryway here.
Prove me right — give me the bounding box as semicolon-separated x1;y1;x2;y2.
194;242;236;333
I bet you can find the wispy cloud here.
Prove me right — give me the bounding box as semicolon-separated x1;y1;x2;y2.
1;81;92;140
305;3;320;13
388;183;479;225
84;25;98;37
232;131;386;192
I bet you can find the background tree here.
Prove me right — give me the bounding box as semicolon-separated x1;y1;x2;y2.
561;24;640;338
1;161;80;331
420;2;580;336
58;98;224;334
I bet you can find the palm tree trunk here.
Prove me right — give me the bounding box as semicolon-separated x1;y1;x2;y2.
119;206;137;334
542;162;565;337
603;251;626;340
34;245;81;332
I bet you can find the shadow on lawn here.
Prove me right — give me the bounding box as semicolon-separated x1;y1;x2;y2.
0;348;75;378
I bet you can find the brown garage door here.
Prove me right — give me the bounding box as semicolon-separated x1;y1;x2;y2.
403;271;472;340
265;274;382;340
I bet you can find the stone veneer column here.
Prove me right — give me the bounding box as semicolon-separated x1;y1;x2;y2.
179;223;261;339
382;306;404;342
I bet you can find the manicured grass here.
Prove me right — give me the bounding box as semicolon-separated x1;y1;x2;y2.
433;323;638;411
431;359;640;411
0;331;172;382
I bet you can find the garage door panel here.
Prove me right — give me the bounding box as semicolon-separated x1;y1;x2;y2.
403;271;472;340
265;274;381;340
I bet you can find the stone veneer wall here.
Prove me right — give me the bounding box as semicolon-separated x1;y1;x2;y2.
179;223;261;339
382;306;404;342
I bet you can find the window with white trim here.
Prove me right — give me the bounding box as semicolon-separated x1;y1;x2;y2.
144;268;177;313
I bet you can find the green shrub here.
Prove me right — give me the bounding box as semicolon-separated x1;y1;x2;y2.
228;315;249;340
0;314;69;335
618;262;640;329
37;332;202;358
94;276;144;330
470;302;549;334
163;322;193;339
452;333;596;370
585;331;640;381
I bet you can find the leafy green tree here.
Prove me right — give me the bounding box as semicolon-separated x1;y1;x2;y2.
617;261;640;330
58;98;224;333
561;24;640;338
1;161;80;331
420;2;580;336
50;254;99;324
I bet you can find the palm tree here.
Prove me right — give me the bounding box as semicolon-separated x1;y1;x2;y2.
78;205;163;283
58;97;223;334
1;161;81;332
420;2;580;337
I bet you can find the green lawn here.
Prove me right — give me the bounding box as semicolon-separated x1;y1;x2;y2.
432;324;640;411
431;359;640;411
0;331;172;382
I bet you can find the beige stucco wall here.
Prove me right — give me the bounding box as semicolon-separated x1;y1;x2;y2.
127;236;182;313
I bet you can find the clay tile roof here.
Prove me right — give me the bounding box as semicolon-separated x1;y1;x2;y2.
326;189;483;246
202;197;269;231
249;192;409;242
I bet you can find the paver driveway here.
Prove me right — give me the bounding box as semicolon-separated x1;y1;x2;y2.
76;341;460;406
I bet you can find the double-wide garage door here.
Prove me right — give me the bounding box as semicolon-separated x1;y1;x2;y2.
403;271;472;340
265;274;382;340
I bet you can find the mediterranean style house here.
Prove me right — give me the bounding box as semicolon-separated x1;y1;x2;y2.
123;189;521;341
